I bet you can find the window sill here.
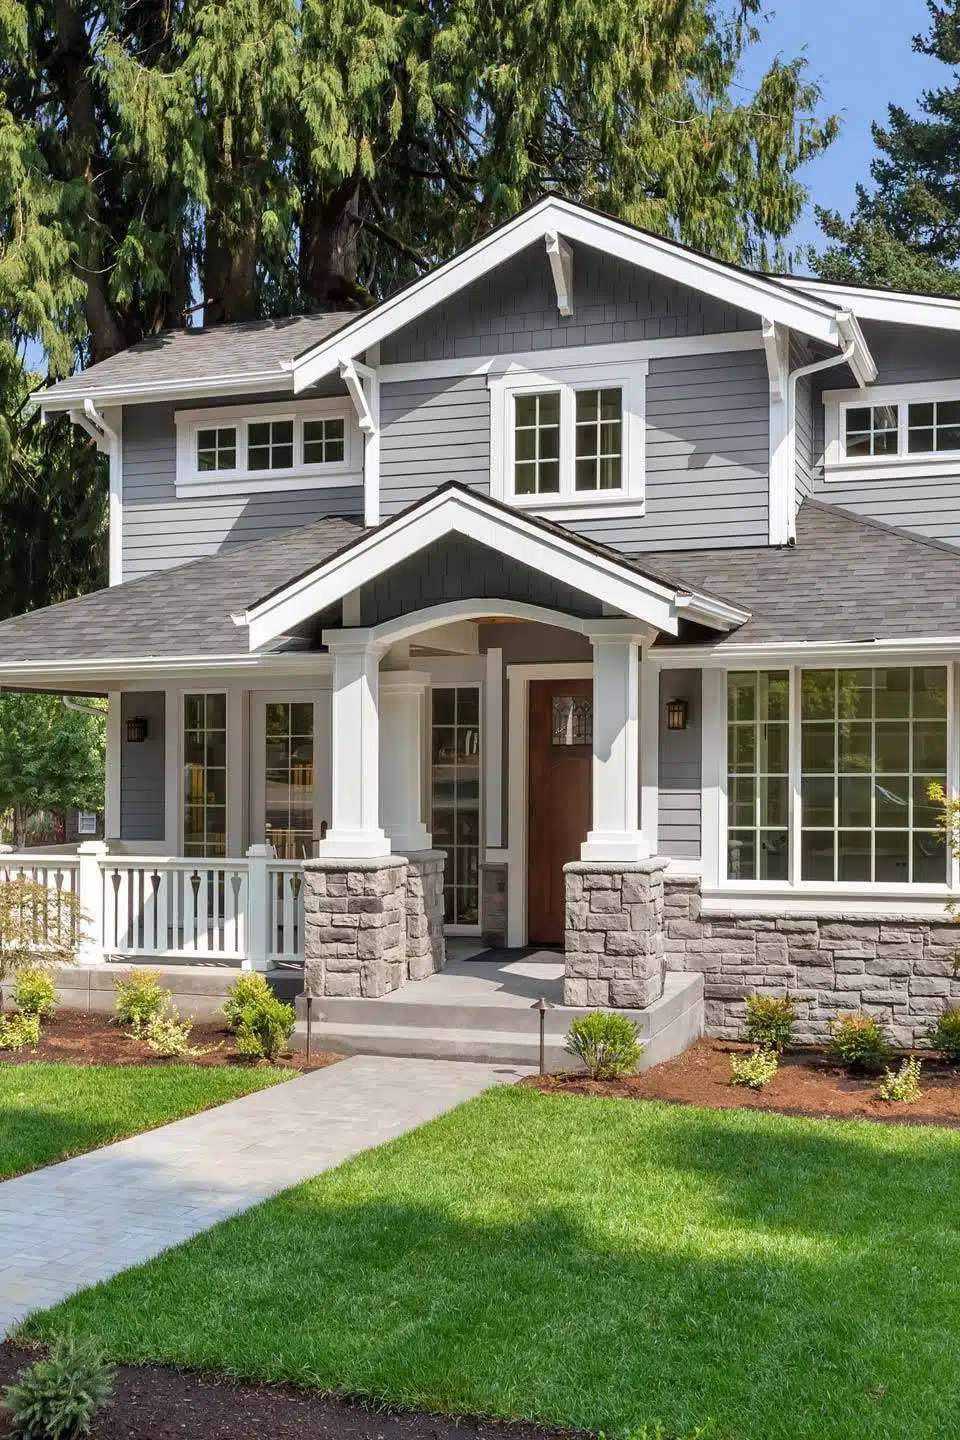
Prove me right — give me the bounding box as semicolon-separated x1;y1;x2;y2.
175;471;362;500
823;457;960;485
504;493;646;522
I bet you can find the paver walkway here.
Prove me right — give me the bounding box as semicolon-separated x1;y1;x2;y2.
0;1055;527;1336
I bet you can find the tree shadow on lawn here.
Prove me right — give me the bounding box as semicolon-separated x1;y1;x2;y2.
0;1106;131;1180
23;1096;960;1440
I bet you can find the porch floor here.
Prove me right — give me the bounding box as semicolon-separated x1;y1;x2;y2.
387;948;565;1009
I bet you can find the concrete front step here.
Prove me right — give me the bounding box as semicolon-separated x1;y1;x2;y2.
295;972;704;1070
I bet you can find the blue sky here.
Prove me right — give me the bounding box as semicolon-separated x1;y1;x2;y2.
741;0;942;266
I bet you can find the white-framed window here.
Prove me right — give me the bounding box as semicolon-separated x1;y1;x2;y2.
175;398;360;496
824;380;960;481
489;361;646;516
723;666;950;888
430;686;481;927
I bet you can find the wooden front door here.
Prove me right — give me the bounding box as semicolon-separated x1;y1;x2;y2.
527;679;593;944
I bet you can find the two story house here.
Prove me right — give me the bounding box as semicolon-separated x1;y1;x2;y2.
3;196;960;1047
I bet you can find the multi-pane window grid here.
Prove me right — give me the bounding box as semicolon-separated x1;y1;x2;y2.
575;389;622;491
844;400;960;458
727;672;790;881
514;392;561;494
303;417;345;465
248;419;294;471
183;694;227;858
264;702;315;860
800;668;947;884
196;426;237;472
430;687;480;926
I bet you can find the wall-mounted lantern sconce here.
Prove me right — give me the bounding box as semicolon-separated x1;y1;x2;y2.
125;717;149;743
666;698;688;731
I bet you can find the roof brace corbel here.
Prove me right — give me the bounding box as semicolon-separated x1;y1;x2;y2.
339;357;377;434
544;231;574;317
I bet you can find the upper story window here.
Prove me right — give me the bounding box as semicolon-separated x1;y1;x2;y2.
825;380;960;480
175;398;360;498
491;361;645;517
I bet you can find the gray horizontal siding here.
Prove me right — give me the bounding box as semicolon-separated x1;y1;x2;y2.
380;374;490;519
810;321;960;545
657;670;701;858
567;350;770;552
380;241;756;364
119;692;165;842
121;395;363;580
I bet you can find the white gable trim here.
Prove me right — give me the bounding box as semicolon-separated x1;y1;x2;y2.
783;276;960;332
289;198;869;393
242;487;746;651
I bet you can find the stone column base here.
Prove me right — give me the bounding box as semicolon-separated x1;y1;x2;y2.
563;857;667;1008
405;850;447;980
303;852;448;996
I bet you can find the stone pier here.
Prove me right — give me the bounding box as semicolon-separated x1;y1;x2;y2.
563;858;666;1008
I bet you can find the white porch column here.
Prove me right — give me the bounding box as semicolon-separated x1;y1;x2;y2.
316;632;390;858
581;625;649;863
379;670;432;853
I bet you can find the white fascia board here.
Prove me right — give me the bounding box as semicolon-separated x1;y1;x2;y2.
783;276;960;332
0;652;333;688
290;197;850;392
34;371;294;415
244;488;683;650
647;636;960;666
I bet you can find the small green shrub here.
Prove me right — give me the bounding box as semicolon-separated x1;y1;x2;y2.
13;968;58;1017
112;968;170;1032
565;1011;644;1080
233;993;295;1060
221;971;273;1031
828;1011;891;1069
926;1004;960;1062
743;994;796;1051
729;1046;779;1090
2;1334;114;1439
0;1011;41;1051
145;1007;195;1058
877;1056;923;1103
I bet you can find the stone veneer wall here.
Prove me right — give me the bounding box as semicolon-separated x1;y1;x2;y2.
304;851;447;998
563;859;666;1008
663;875;960;1047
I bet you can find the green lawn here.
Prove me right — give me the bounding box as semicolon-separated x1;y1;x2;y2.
0;1063;290;1179
20;1087;960;1440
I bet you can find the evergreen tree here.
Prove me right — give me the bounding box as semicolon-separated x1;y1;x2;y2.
815;1;960;293
0;694;105;846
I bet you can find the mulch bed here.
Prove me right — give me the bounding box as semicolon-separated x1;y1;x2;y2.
0;1007;339;1072
523;1037;960;1126
0;1344;582;1440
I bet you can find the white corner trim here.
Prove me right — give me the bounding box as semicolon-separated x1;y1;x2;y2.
105;693;122;836
763;321;790;544
484;648;503;849
244;488;685;651
545;231;573;317
290;197;861;392
73;401;123;585
339;357;381;525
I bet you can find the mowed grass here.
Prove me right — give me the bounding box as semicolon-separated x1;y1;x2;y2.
0;1063;290;1179
22;1087;960;1440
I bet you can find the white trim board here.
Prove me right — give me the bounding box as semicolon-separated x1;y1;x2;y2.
783;275;960;332
290;197;872;392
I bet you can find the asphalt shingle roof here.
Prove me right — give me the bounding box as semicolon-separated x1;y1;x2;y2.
38;313;358;405
648;499;960;646
0;517;363;663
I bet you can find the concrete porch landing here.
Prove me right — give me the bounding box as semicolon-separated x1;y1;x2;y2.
296;951;703;1070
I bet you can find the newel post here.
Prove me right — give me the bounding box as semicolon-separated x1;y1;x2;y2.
244;843;275;972
76;840;107;966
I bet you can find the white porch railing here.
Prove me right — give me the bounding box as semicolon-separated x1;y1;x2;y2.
0;844;306;969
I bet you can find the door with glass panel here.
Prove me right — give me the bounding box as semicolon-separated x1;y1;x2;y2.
251;696;326;860
430;687;481;929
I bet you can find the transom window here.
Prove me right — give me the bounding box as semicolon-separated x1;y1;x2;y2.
248;419;294;471
725;668;949;886
831;386;960;470
176;402;357;493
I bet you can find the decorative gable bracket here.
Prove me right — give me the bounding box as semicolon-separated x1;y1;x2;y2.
544;231;574;317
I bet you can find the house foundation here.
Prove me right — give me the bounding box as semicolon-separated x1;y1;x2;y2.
303;852;446;998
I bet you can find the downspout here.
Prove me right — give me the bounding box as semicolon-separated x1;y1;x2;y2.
69;399;123;586
785;337;856;544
